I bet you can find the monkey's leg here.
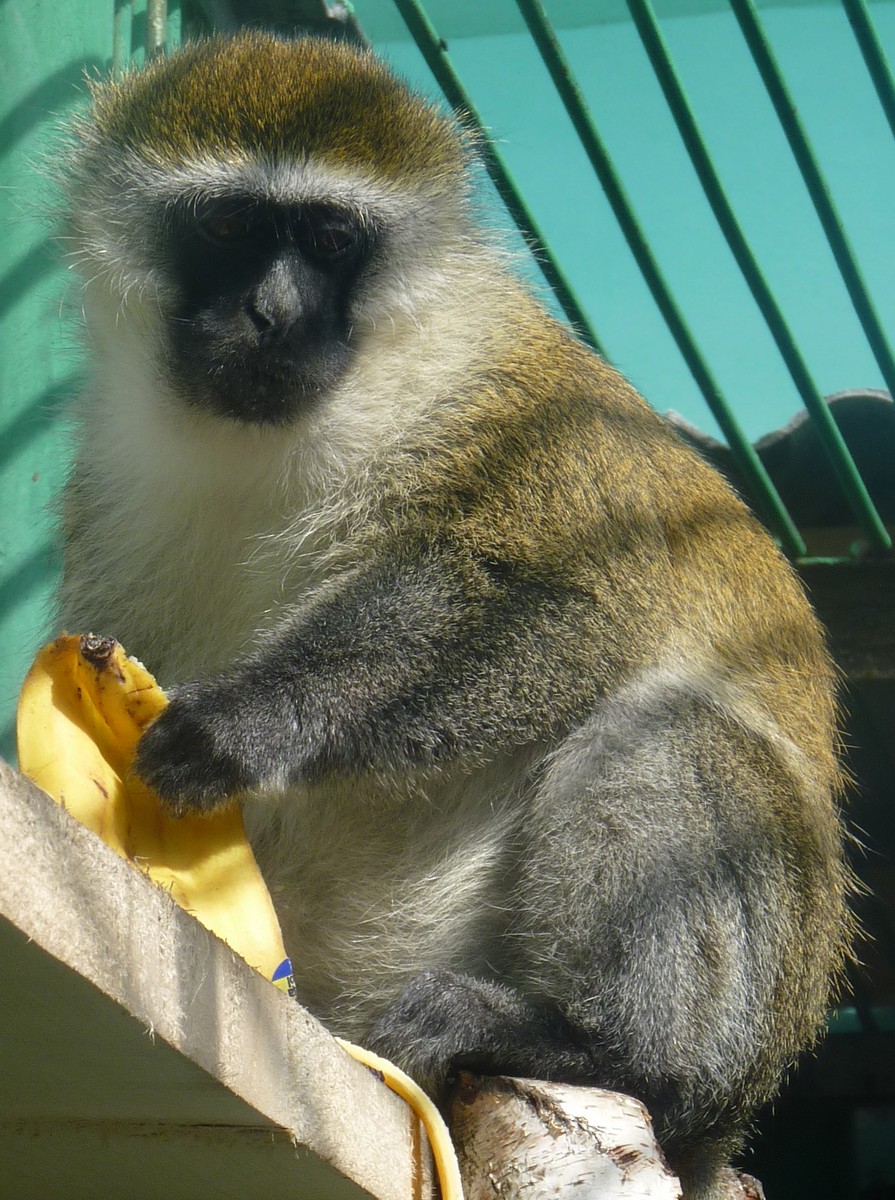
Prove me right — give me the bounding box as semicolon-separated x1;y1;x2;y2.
368;671;846;1200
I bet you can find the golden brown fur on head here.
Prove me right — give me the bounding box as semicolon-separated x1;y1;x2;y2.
83;33;467;185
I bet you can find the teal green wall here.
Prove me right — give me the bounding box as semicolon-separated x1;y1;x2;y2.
0;4;116;759
2;0;895;759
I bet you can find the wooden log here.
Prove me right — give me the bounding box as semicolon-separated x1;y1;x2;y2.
448;1075;766;1200
448;1074;682;1199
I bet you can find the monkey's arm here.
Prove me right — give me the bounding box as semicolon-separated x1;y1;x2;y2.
136;541;604;811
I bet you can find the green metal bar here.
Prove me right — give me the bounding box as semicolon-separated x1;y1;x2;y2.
843;0;895;143
146;0;167;58
390;0;604;355
626;0;890;550
112;0;133;76
731;0;895;410
513;0;805;556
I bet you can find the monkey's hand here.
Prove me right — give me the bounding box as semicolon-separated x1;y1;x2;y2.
135;672;295;813
365;970;596;1100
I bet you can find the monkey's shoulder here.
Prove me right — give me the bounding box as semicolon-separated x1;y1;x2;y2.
399;306;755;554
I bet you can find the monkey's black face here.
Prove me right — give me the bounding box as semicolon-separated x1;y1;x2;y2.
164;197;374;425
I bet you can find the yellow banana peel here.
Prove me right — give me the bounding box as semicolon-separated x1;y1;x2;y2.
337;1040;465;1200
16;633;294;990
16;633;463;1199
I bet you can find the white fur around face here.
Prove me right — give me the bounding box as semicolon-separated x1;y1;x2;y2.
59;163;510;685
66;149;479;337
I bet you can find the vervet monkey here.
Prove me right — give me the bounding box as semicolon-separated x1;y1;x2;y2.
58;33;851;1198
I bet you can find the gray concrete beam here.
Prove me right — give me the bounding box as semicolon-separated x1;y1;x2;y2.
0;760;433;1200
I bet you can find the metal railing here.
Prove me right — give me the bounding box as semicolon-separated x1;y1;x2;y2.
391;0;894;560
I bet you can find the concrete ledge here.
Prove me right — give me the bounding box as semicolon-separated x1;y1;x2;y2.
0;759;433;1200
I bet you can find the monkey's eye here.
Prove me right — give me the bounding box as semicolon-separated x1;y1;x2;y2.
314;226;356;256
297;213;361;264
196;209;257;246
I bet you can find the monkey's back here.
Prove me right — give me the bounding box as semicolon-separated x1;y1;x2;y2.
380;291;841;786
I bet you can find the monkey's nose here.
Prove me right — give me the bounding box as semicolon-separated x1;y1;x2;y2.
247;259;303;338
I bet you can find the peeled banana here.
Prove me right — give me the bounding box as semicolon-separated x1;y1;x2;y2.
337;1039;464;1200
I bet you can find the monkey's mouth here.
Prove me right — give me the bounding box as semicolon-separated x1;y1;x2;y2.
167;336;352;427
